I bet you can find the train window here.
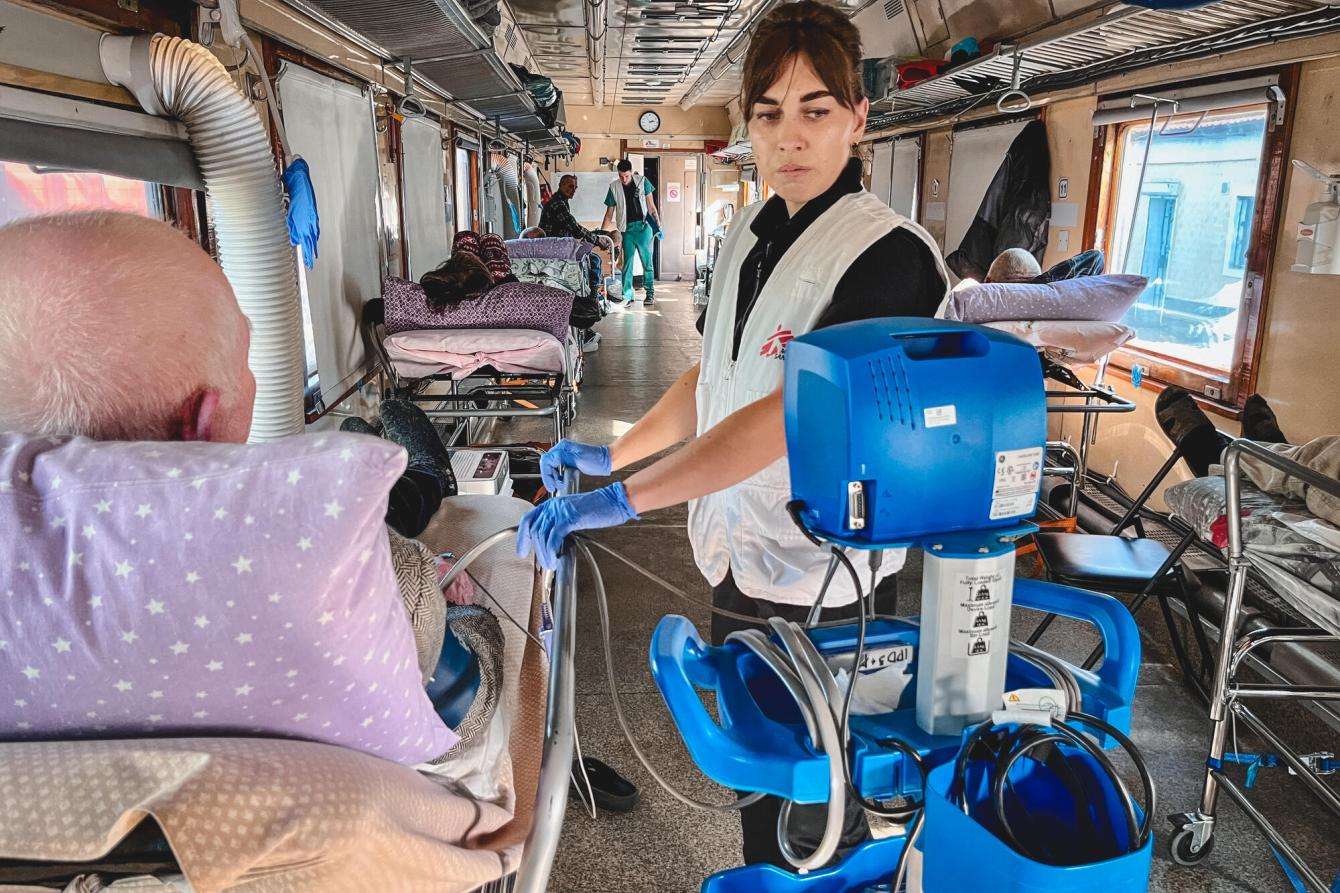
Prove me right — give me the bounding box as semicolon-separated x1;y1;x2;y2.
1103;105;1270;385
0;161;165;227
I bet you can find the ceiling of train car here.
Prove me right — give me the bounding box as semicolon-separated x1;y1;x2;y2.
507;0;791;109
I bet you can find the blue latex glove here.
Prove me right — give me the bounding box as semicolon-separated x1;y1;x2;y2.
540;439;612;494
517;483;639;570
282;157;320;269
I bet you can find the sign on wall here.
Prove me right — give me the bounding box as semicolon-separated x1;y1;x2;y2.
667;182;682;203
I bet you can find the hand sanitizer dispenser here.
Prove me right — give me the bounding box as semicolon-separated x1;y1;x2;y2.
1291;160;1340;276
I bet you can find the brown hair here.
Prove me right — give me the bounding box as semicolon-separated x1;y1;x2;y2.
741;1;863;116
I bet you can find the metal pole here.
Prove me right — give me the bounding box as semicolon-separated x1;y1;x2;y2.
512;470;580;893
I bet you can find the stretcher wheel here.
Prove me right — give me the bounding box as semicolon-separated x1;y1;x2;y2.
1169;825;1214;866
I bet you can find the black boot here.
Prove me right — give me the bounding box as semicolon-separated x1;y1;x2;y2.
379;399;458;497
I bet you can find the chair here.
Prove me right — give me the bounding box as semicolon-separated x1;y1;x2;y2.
1027;436;1214;698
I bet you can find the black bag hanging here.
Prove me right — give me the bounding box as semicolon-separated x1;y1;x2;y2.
946;120;1052;282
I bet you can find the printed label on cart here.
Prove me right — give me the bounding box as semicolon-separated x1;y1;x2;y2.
990;446;1044;519
954;570;1003;658
826;644;915;715
923;404;957;428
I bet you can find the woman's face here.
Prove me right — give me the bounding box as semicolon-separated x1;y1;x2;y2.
747;53;868;211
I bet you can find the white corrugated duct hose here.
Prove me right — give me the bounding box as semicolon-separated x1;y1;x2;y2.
99;33;307;441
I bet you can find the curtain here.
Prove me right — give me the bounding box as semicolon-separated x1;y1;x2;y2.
401;117;450;280
870;140;894;206
889;137;920;219
277;64;381;405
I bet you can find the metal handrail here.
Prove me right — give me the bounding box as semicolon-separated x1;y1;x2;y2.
512;470;579;893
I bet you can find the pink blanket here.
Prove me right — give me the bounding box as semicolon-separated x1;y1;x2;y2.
386;329;566;379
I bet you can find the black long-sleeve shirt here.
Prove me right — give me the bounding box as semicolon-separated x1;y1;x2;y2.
697;158;946;360
538;192;597;244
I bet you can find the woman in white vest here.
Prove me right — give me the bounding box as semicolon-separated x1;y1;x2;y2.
518;0;949;866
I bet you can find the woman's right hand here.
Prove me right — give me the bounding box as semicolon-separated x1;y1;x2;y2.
540;440;613;493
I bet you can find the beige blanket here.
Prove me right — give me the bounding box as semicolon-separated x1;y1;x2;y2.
1241;435;1340;527
0;496;546;893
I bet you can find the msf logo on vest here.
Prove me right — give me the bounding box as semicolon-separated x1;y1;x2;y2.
760;326;794;360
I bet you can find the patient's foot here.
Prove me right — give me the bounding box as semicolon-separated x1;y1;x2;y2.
1242;393;1288;444
339;415;380;437
380;399;458;497
1155;386;1229;478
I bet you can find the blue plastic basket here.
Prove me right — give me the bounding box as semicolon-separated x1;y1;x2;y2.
921;759;1152;892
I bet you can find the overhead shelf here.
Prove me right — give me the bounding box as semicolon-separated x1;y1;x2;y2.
871;0;1340;130
288;0;567;151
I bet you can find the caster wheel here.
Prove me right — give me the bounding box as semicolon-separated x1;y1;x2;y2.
1170;826;1214;866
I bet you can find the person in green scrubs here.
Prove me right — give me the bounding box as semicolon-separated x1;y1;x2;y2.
601;159;660;306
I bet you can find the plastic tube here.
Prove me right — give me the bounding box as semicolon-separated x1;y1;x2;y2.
100;33;306;441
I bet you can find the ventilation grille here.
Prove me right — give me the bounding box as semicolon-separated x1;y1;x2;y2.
883;0;906;20
868;356;915;428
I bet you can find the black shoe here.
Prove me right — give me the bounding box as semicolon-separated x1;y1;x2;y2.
1242;394;1288;444
339;416;379;436
643;295;655;307
570;757;639;813
379;399;457;497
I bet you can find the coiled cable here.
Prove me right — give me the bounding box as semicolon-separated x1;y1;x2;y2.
948;711;1155;866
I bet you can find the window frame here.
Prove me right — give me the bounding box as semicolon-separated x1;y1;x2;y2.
1083;65;1298;412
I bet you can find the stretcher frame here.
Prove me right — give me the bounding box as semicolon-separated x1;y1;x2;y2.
1170;440;1340;892
366;299;583;446
1038;355;1137;520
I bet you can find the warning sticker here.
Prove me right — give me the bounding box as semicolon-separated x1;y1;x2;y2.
954;570;1003;658
990;446;1044;520
924;404;957;428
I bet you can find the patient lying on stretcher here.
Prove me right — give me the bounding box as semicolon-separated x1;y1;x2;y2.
0;212;497;760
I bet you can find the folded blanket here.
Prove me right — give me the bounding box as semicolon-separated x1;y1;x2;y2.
385;328;566;379
505;236;592;261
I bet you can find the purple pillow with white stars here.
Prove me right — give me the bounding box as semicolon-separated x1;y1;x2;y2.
0;432;458;765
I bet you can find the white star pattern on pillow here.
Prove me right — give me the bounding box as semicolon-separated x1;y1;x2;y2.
0;433;455;764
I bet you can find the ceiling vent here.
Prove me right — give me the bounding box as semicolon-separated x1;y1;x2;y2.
855;0;920;58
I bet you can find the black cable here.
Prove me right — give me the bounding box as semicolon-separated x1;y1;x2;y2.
948;711;1155;866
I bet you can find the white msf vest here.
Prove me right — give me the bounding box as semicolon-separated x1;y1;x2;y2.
609;173;649;232
689;190;950;607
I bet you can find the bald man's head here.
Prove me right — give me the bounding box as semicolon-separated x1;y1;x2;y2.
0;212;254;442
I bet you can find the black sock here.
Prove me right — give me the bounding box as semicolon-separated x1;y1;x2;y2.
1156;387;1223;477
1241;394;1288;444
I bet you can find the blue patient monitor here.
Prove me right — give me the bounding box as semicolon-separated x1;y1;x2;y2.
783;318;1046;547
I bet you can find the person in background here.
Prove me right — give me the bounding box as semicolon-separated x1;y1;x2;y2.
600;159;660;307
521;156;544;229
984;247;1042;283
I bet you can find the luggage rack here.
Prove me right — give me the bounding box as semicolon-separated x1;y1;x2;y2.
869;0;1340;130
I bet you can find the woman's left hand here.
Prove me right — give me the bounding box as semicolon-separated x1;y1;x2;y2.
517;483;639;570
